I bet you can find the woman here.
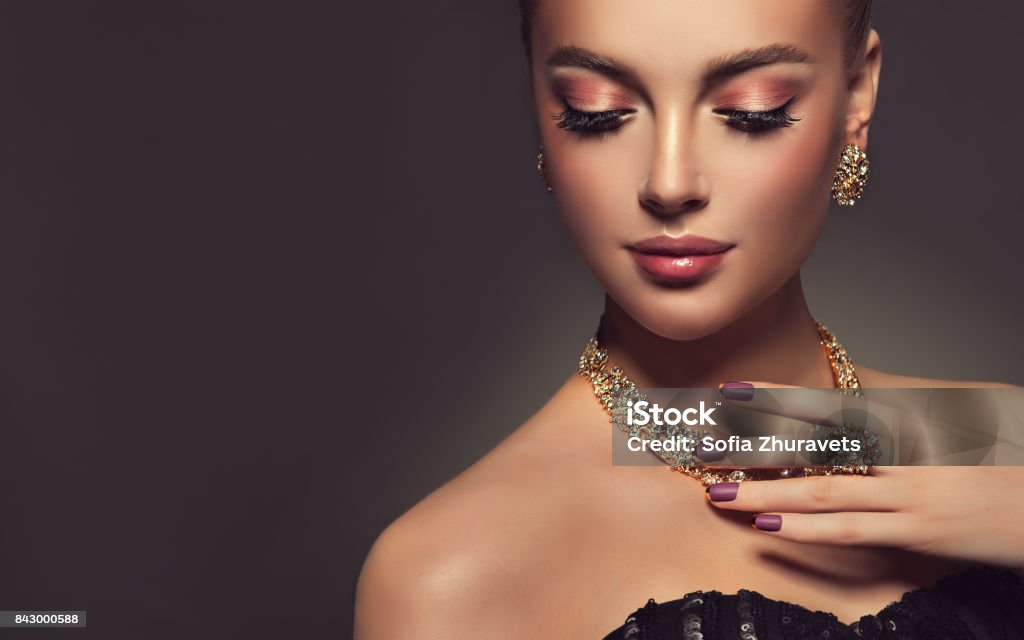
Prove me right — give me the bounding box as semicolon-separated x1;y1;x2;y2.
355;0;1024;637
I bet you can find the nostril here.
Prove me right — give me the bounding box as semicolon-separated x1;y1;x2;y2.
639;154;711;216
640;195;709;218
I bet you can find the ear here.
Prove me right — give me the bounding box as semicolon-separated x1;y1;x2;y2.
845;28;882;150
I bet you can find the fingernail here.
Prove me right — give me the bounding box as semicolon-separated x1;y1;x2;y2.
719;381;754;401
706;482;739;502
752;514;783;532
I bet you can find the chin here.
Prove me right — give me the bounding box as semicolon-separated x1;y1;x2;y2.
613;291;742;342
636;314;732;342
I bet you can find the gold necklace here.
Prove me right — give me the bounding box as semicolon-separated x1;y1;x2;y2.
578;320;872;486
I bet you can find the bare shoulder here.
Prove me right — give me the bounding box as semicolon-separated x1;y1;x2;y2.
354;374;596;639
854;362;1020;389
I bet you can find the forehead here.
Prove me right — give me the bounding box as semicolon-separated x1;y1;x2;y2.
533;0;843;83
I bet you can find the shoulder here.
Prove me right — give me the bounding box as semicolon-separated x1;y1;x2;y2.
354;375;597;639
354;481;531;639
353;454;577;639
854;362;1019;389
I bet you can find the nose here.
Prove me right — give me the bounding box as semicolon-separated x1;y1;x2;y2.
638;113;710;218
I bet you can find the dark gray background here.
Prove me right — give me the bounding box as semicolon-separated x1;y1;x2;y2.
0;1;1020;638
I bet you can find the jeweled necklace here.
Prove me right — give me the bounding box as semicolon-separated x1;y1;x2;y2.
578;319;873;486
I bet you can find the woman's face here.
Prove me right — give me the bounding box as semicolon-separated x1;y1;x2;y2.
531;0;870;340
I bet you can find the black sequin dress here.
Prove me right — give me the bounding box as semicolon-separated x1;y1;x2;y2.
601;564;1024;639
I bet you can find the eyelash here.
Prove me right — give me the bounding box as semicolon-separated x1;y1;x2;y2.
551;96;800;139
551;107;633;140
713;97;801;133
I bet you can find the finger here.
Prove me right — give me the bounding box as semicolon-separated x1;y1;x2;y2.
705;474;907;513
749;511;921;547
718;380;885;428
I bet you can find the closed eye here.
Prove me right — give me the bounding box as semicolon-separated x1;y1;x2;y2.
551;105;635;139
713;97;801;134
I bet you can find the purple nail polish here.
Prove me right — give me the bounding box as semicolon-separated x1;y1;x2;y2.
753;514;783;532
720;381;754;401
707;482;739;502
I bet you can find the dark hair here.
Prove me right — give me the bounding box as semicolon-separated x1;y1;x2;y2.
517;0;874;72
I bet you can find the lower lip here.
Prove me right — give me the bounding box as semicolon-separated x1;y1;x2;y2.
628;248;731;283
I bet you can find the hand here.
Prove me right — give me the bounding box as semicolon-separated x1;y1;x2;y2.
705;381;1024;569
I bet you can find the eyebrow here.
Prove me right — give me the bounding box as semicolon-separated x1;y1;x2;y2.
546;43;815;96
704;44;814;83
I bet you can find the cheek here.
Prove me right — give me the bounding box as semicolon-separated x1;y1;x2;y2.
726;112;840;264
550;146;639;261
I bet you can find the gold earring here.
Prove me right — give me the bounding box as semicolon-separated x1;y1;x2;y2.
536;144;553;193
832;143;870;206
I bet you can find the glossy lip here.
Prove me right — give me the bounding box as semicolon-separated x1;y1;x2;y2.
626;234;735;283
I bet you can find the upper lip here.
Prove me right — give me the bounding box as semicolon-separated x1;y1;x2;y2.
627;234;734;256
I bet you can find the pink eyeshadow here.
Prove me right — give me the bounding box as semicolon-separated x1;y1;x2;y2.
553;77;633;111
715;80;803;110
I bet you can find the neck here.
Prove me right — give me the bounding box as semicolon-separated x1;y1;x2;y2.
598;272;835;389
